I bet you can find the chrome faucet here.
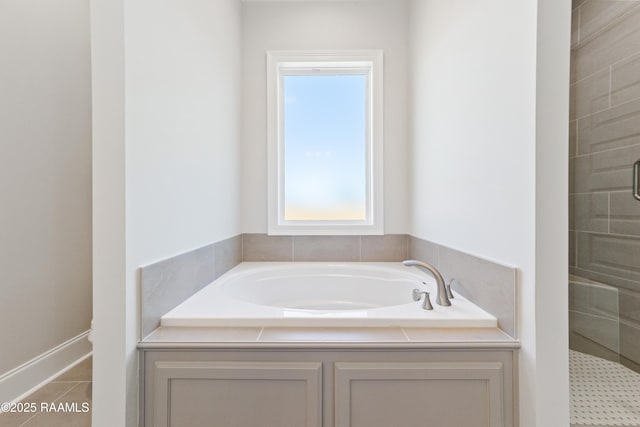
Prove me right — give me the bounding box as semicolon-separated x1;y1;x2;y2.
403;260;452;307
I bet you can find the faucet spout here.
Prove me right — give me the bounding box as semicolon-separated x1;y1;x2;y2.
403;260;452;307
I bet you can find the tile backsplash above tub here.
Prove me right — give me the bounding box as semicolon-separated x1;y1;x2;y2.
140;233;517;339
242;233;408;262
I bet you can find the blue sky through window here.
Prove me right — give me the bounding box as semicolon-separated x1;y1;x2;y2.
283;74;367;221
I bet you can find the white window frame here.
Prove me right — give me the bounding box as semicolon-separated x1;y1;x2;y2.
266;50;384;236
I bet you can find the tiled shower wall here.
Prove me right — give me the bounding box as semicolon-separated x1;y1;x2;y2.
569;0;640;370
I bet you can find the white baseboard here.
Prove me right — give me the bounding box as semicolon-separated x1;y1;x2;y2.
0;330;92;405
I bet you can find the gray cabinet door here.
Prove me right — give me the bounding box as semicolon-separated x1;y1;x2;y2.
150;361;322;427
334;361;505;427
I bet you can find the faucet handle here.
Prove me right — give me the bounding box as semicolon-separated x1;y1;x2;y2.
412;289;434;310
446;278;457;300
421;293;434;310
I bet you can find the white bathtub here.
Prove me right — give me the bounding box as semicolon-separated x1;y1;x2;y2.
161;262;497;328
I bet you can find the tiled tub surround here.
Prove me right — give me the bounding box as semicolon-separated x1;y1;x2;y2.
140;235;242;338
409;237;518;338
569;0;640;367
141;234;409;337
141;234;517;338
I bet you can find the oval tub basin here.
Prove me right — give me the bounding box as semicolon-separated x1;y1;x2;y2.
160;262;497;328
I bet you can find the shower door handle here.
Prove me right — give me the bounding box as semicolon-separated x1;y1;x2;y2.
634;160;640;201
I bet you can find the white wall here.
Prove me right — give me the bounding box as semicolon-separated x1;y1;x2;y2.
126;0;243;257
409;1;570;426
89;0;570;424
0;0;92;384
242;0;409;234
409;0;537;255
90;0;243;424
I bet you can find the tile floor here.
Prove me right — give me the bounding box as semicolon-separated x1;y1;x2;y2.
570;331;640;375
0;357;92;427
571;350;640;427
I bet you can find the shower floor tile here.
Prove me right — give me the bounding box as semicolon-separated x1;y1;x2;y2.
571;350;640;427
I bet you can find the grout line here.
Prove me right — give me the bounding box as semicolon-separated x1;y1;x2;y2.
575;120;580;158
406;235;409;259
572;48;640;87
575;231;579;271
571;190;628;196
19;382;87;427
575;229;640;239
50;380;92;384
569;309;618;323
49;382;87;407
572;90;640;120
569;47;640;86
571;3;640;67
18;413;39;427
572;266;640;287
572;142;640;159
608;65;613;108
608;192;611;234
572;101;609;122
577;3;581;45
571;0;584;14
54;382;84;399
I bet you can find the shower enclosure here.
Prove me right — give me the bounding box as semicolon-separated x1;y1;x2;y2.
569;1;640;426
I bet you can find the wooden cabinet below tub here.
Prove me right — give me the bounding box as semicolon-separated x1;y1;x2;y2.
141;347;517;427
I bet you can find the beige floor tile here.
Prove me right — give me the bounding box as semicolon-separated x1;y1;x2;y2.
22;383;92;427
0;382;78;427
0;357;92;427
0;383;76;427
52;358;92;382
0;406;39;426
22;410;91;427
59;382;92;403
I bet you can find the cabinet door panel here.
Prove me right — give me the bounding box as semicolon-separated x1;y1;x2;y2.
151;361;322;427
335;362;504;427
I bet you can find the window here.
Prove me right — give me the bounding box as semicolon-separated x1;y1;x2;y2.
267;51;383;235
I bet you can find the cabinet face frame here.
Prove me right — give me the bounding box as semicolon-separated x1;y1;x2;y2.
141;349;517;427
